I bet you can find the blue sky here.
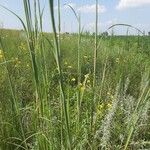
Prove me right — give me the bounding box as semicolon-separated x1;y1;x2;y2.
0;0;150;34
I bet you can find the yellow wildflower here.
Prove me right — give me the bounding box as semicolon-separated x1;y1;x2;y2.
14;64;18;68
80;86;85;92
14;57;21;66
98;104;104;110
71;78;76;82
64;61;68;65
107;103;112;109
0;54;3;59
19;42;26;51
84;55;88;59
84;73;89;78
0;50;4;59
97;103;104;114
18;61;21;64
107;92;111;95
116;58;119;63
87;80;90;83
67;65;72;69
15;57;19;61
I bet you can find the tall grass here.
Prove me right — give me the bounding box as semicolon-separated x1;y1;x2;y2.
48;0;71;149
90;0;99;132
93;0;98;87
0;0;150;149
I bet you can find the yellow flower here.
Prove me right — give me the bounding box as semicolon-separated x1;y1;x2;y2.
107;103;112;109
0;55;3;59
64;61;68;65
14;64;18;68
0;50;4;59
107;92;111;95
80;86;85;92
84;55;88;59
14;58;21;66
97;103;104;114
116;58;119;63
87;80;90;83
68;65;72;69
19;42;26;51
0;54;3;59
98;104;104;110
71;78;76;82
84;73;89;78
15;57;19;61
18;61;21;64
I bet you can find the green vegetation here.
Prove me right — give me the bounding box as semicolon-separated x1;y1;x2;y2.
0;0;150;149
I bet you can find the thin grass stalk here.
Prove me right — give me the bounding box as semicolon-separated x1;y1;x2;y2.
91;0;98;131
58;0;61;56
57;0;63;146
37;0;49;93
35;1;47;126
126;27;129;51
77;15;81;85
33;0;44;117
34;0;38;39
23;0;39;110
58;0;61;33
93;0;98;87
23;0;33;33
0;5;27;32
99;58;107;99
76;14;81;133
37;0;44;32
48;1;71;149
96;23;144;51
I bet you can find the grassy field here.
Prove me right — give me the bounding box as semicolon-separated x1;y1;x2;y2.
0;1;150;150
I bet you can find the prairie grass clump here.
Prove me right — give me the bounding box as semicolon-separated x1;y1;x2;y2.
0;0;150;150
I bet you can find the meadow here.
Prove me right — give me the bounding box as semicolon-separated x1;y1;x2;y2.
0;0;150;150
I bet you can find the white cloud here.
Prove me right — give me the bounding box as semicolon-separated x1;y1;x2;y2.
117;0;150;10
78;4;106;13
54;3;77;10
63;3;77;9
55;3;106;14
67;3;77;8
